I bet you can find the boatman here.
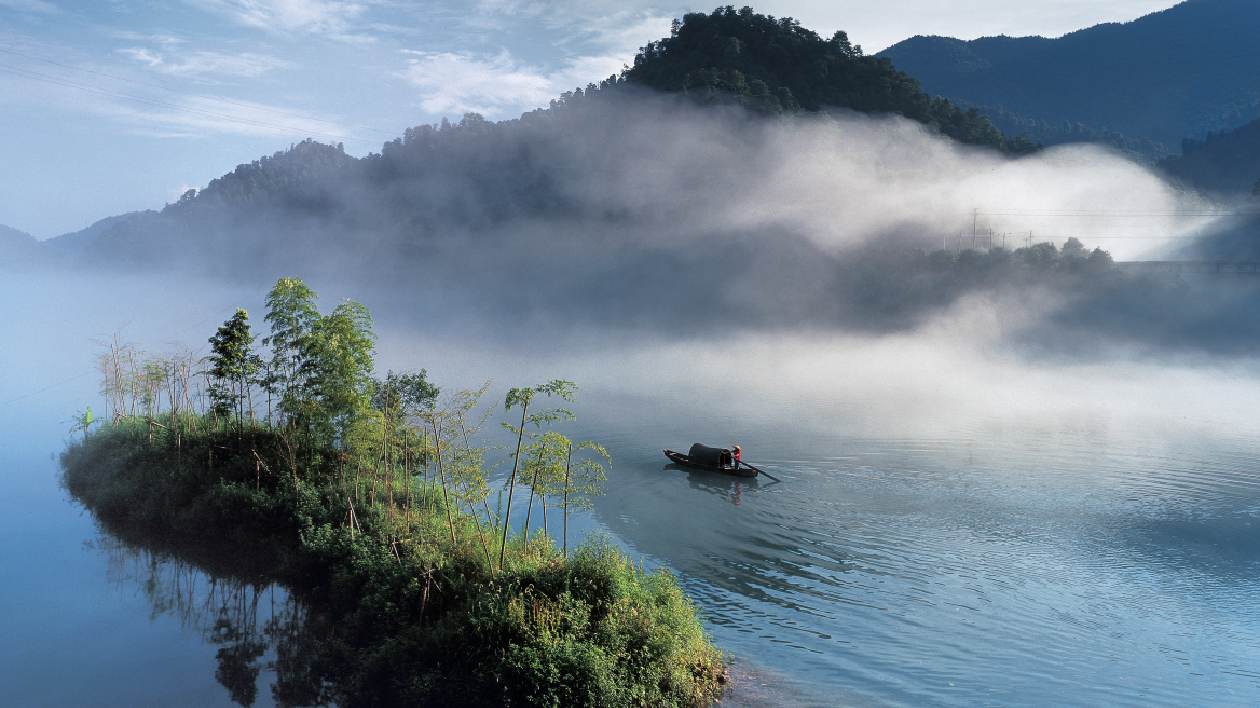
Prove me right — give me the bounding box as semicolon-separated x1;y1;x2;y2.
732;445;741;470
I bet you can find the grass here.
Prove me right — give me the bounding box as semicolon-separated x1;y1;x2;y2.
61;413;725;707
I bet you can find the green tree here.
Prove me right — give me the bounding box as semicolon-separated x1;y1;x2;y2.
305;299;376;448
525;434;610;557
519;430;569;545
261;278;377;471
372;370;439;420
1061;236;1087;258
262;277;321;425
206;309;258;426
499;380;577;567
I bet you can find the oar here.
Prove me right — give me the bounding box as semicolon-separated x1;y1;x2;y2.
739;462;781;482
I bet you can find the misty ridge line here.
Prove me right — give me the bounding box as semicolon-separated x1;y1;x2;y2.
34;91;1251;356
5;5;1259;356
6;87;1256;355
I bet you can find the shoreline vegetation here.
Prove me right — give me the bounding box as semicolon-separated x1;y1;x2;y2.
60;276;725;707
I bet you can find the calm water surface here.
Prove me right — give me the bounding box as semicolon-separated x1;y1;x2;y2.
582;390;1260;707
2;272;1258;707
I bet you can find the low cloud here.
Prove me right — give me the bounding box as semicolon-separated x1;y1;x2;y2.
398;49;620;117
81;92;1249;357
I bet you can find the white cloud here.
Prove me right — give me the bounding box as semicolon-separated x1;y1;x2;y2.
398;49;612;117
0;0;57;12
117;48;296;78
122;93;363;141
183;0;371;37
0;0;58;12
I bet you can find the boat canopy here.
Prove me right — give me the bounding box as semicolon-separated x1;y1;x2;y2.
688;443;727;466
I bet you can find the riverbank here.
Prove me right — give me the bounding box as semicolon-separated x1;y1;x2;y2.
61;413;725;707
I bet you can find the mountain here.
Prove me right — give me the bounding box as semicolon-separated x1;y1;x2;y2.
0;223;55;265
625;6;1039;153
877;0;1260;151
10;7;1250;351
43;214;132;254
1158;118;1260;198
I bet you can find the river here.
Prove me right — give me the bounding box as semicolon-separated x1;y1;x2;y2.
2;271;1258;707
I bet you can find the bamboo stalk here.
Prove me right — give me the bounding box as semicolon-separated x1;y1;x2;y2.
499;401;529;568
563;442;573;558
431;418;457;546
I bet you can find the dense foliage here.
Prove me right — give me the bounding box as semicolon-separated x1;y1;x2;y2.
834;238;1117;329
61;279;724;707
964;105;1168;163
878;0;1260;151
623;6;1040;154
1158;118;1260;198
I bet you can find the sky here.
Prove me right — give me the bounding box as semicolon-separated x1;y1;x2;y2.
0;0;1184;239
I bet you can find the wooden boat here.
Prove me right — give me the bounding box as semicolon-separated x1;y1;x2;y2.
664;444;758;478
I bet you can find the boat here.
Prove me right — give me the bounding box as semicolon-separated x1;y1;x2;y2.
664;443;758;478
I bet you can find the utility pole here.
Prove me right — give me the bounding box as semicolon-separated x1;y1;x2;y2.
972;209;978;252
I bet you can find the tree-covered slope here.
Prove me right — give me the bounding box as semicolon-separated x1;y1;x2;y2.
877;0;1260;150
0;223;60;266
1158;118;1260;198
41;215;132;254
623;6;1039;154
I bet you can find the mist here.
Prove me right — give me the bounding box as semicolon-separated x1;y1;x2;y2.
0;89;1238;356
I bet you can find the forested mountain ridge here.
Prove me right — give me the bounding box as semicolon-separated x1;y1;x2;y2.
41;214;132;254
877;0;1260;151
0;223;38;255
625;6;1040;154
1158;118;1260;198
8;6;1241;353
0;222;60;264
15;8;1048;274
0;7;1053;275
961;105;1167;163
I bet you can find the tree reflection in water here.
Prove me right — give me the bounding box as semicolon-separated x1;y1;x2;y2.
90;532;332;708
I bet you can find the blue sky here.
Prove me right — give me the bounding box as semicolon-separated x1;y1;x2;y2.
1;0;1180;239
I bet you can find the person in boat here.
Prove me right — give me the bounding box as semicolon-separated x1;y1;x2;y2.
732;445;741;470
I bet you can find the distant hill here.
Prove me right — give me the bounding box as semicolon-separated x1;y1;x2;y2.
878;0;1260;151
962;105;1168;163
0;223;53;265
43;214;132;254
1158;118;1260;198
624;6;1039;153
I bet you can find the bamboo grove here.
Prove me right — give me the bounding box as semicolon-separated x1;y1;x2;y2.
62;276;725;707
90;277;611;564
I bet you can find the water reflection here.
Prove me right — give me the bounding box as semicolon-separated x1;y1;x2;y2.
588;400;1260;708
87;532;331;708
669;464;777;506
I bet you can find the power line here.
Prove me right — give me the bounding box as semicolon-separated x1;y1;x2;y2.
0;371;92;407
0;304;236;409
